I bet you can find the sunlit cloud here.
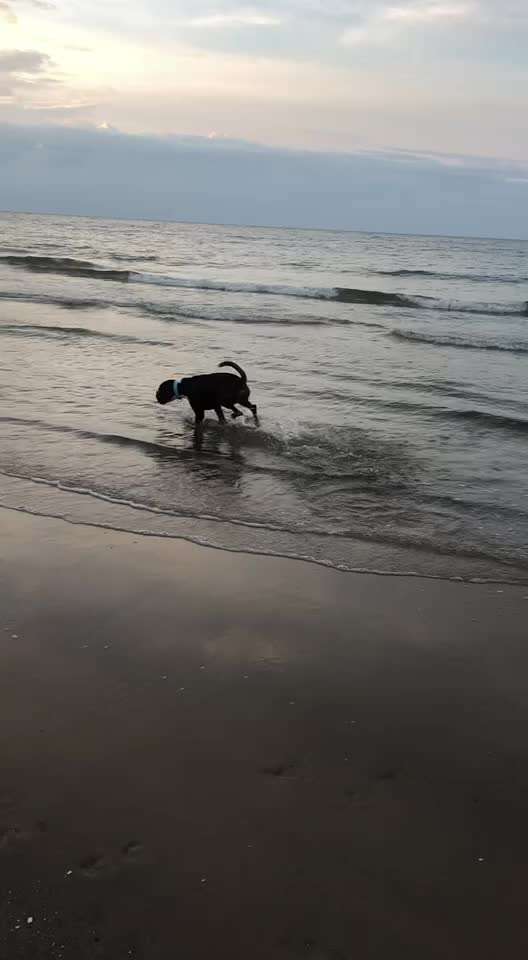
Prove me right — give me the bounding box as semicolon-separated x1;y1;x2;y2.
0;0;17;21
0;0;527;164
342;1;478;45
187;10;282;28
0;0;55;17
383;3;475;23
23;100;95;110
0;48;58;107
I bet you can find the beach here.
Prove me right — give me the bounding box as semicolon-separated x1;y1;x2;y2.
2;506;528;959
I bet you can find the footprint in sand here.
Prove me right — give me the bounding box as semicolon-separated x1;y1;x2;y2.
0;818;49;849
375;768;401;781
121;840;143;860
79;852;108;876
262;761;298;778
78;841;143;876
0;825;30;849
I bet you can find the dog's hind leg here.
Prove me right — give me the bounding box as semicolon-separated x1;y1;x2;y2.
214;405;226;423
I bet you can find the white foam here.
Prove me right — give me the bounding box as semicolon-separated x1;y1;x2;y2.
131;272;337;300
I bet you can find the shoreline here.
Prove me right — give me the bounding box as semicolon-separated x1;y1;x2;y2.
2;506;528;958
5;500;528;587
2;470;527;587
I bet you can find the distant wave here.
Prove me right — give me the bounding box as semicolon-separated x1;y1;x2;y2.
2;255;527;316
0;290;111;310
132;271;417;307
442;408;528;433
0;322;169;347
391;328;528;355
111;253;159;263
139;302;384;328
370;268;526;283
1;255;130;281
421;300;528;317
128;272;528;315
372;399;528;434
0;290;384;329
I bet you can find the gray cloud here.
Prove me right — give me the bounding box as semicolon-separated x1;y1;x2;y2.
128;0;528;70
0;50;58;107
0;50;53;73
154;0;528;31
0;123;527;238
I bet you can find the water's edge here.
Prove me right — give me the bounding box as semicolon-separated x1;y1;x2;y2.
2;472;527;586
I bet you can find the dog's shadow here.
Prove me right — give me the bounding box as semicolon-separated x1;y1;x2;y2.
146;417;266;493
188;418;266;455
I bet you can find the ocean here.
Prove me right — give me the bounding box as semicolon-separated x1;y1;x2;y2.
1;211;528;583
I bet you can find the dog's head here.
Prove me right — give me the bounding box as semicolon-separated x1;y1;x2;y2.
156;379;177;405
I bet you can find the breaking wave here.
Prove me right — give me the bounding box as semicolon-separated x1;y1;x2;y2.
1;255;130;281
391;328;528;355
2;255;528;316
0;321;169;347
371;268;527;283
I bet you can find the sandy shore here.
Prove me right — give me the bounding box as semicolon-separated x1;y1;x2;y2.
1;506;528;959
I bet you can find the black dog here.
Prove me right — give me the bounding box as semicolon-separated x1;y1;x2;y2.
156;361;258;426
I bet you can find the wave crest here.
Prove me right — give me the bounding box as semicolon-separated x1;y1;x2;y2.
1;255;130;281
391;328;528;355
2;255;527;317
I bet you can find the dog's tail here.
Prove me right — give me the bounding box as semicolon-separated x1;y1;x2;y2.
219;361;247;385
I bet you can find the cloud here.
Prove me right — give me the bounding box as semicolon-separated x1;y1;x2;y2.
3;0;528;166
383;3;474;22
0;49;66;111
481;1;528;23
365;146;477;168
23;101;96;111
0;122;527;238
342;1;477;45
0;0;54;17
0;50;53;73
187;10;282;28
339;0;528;47
0;0;17;21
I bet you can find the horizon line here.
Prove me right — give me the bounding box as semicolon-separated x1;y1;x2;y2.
1;208;526;245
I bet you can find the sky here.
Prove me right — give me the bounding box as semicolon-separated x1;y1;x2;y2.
1;0;528;235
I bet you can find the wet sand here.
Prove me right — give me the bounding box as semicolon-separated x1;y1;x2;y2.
1;506;528;959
